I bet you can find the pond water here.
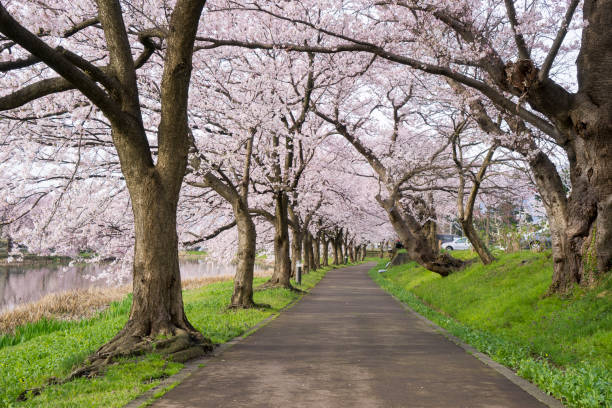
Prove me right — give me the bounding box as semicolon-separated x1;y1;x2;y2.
0;259;261;313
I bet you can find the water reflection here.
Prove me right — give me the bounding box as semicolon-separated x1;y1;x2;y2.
0;259;257;313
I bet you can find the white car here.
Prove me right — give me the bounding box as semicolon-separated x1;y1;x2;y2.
441;237;471;251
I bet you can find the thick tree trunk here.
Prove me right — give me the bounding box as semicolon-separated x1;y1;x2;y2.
302;232;311;273
423;220;439;253
314;235;321;270
521;0;612;293
348;244;355;263
378;197;464;276
332;237;339;265
307;233;315;271
96;176;211;364
6;236;13;253
528;149;601;293
266;192;293;288
580;1;612;280
323;237;329;266
230;201;256;308
291;228;303;278
337;232;344;263
379;241;384;258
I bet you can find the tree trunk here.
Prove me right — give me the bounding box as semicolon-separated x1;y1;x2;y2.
266;192;293;288
307;233;315;271
332;236;339;265
575;0;612;284
230;201;256;308
291;228;303;278
348;244;355;263
379;241;384;258
423;220;439;254
452;138;496;265
521;0;612;293
337;231;344;263
460;219;494;264
6;236;13;253
302;232;311;273
323;237;329;266
96;175;211;363
314;235;321;270
527;150;597;293
378;197;464;276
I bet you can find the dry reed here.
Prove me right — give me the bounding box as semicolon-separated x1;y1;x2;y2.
0;268;273;335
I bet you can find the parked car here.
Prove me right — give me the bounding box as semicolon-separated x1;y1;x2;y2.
437;234;459;244
441;237;471;251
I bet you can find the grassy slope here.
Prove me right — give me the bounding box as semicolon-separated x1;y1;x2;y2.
0;264;339;408
370;250;611;408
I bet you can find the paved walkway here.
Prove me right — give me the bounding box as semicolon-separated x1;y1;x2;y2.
152;263;548;407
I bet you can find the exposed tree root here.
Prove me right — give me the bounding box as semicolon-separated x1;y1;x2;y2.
255;281;305;293
16;327;213;402
426;253;466;276
227;302;272;310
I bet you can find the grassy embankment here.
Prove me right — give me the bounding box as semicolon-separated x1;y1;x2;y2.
370;250;611;407
0;262;355;407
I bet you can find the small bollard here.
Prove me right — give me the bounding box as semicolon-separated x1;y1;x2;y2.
296;260;302;285
344;255;348;265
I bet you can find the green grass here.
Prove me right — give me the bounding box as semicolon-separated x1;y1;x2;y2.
0;263;341;407
183;250;207;256
370;251;612;407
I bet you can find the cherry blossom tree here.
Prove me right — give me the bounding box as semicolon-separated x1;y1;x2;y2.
200;0;609;292
0;0;211;369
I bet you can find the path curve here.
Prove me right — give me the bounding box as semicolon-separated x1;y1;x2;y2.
152;262;549;407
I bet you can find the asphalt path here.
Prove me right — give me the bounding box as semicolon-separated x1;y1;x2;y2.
152;262;549;407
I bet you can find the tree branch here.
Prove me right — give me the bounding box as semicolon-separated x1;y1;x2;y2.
0;4;122;120
182;220;237;246
504;0;531;59
539;0;581;81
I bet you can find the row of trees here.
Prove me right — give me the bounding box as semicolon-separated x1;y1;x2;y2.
1;0;608;368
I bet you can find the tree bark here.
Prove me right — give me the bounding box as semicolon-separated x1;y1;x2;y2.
378;196;464;276
527;151;592;293
230;201;256;308
129;184;188;338
95;170;211;363
337;230;345;263
266;192;293;288
314;234;321;270
302;232;311;273
91;0;210;365
193;129;258;309
307;232;315;271
461;220;494;263
452;136;496;265
572;0;612;285
323;236;329;266
291;227;303;278
332;235;339;265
